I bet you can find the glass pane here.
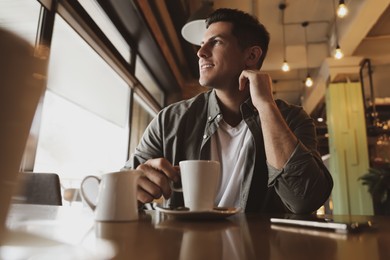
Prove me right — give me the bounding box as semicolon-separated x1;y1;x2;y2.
0;0;40;46
78;0;131;62
135;56;165;106
129;95;154;155
34;15;130;187
47;15;129;127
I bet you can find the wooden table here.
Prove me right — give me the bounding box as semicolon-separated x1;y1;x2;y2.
1;204;390;260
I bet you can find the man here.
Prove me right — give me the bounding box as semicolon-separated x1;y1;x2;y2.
124;8;333;213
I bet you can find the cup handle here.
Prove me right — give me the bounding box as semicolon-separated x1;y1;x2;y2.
170;181;182;192
80;175;100;211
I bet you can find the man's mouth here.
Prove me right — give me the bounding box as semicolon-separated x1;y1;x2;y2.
200;63;214;70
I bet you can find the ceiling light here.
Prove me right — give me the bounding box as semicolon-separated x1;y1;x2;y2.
279;3;290;72
282;60;290;72
305;74;313;88
302;21;313;88
334;44;344;59
337;0;348;18
332;0;344;60
181;1;214;45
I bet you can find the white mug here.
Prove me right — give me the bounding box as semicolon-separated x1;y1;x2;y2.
174;160;221;211
80;170;141;221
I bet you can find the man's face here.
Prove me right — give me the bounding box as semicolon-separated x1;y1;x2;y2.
197;22;247;89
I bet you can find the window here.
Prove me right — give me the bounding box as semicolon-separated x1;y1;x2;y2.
135;56;165;106
34;15;130;185
2;0;166;206
0;0;40;45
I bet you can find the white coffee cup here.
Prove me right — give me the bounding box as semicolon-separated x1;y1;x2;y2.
80;170;141;221
175;160;221;211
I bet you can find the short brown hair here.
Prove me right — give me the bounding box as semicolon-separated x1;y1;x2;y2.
206;8;270;69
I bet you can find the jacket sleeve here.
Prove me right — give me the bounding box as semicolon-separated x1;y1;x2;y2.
267;103;333;214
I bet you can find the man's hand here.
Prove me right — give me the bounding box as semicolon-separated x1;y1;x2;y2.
238;70;274;110
136;158;180;204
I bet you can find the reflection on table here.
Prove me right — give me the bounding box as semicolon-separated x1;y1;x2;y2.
1;204;390;260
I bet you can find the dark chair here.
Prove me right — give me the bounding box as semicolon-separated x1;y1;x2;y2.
15;172;62;206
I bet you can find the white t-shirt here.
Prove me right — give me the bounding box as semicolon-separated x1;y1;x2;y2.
211;119;252;208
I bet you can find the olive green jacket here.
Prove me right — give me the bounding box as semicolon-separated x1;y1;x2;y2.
124;90;333;213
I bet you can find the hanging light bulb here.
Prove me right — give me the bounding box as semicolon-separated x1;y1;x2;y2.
332;1;344;60
279;3;290;72
302;21;313;88
305;74;313;87
337;0;348;18
282;60;290;72
334;44;344;59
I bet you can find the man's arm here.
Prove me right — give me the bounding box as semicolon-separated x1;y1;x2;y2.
239;71;333;214
239;71;297;168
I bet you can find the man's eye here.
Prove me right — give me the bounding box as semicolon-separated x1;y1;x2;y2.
212;40;221;45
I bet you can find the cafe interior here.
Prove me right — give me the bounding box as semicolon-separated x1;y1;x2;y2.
1;0;390;259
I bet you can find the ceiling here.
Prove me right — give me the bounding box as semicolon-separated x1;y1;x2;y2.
135;0;390;114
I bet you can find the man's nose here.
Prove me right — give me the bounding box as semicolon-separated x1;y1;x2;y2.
197;44;209;58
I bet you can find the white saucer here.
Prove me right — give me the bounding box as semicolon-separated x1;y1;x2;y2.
155;206;241;220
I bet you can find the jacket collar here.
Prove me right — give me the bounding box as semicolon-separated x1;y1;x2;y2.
206;89;222;122
207;89;258;121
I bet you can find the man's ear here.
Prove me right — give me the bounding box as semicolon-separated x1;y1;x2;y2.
245;46;262;67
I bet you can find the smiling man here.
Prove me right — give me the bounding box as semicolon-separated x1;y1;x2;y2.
124;8;333;214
